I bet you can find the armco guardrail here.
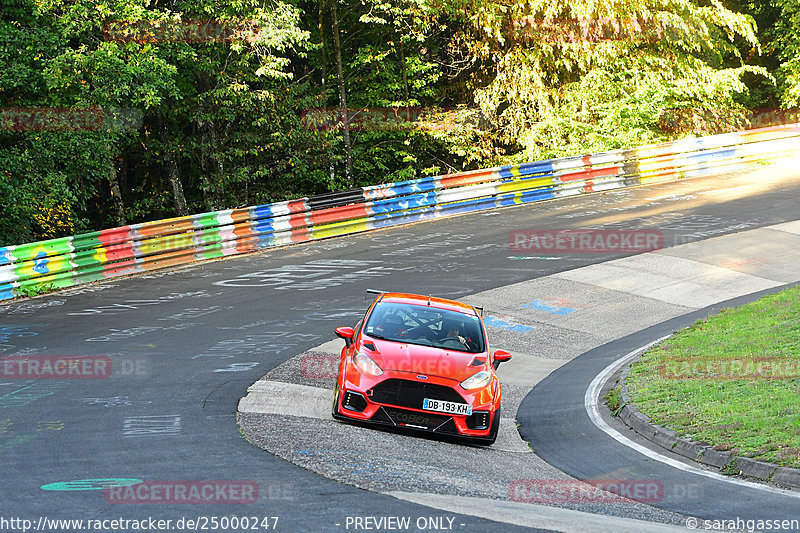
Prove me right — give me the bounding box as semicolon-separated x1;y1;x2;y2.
1;123;799;300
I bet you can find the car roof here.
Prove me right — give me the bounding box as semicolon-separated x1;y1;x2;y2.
375;292;479;316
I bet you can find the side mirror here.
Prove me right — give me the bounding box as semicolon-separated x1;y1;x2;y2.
493;349;512;370
335;326;355;347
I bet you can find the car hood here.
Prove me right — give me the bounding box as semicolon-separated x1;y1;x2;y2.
362;337;487;382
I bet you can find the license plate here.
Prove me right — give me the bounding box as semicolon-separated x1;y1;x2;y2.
422;398;472;416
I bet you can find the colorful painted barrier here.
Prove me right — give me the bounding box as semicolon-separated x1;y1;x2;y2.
1;123;799;300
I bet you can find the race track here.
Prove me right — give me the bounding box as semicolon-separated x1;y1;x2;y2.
2;161;800;532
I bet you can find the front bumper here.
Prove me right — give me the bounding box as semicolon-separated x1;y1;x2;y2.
334;367;499;439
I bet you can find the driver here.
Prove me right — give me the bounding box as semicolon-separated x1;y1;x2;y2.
382;313;406;338
441;318;468;347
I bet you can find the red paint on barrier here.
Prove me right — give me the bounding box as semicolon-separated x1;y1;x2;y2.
287;202;310;242
98;228;135;274
231;208;257;253
439;169;496;189
308;204;369;226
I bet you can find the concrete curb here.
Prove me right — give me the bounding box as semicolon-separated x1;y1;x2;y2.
614;353;800;490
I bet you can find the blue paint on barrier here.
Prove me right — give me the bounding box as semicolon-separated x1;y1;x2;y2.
370;206;436;227
0;285;13;300
33;252;49;275
437;197;498;217
371;193;436;221
498;160;555;179
495;187;557;207
687;148;737;163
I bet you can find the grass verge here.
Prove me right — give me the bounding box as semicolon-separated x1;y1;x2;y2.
626;285;800;469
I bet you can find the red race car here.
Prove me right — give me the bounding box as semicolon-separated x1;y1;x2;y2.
332;290;511;445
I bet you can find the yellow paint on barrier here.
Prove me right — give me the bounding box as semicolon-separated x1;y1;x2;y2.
497;176;554;194
13;243;75;289
310;217;372;240
136;232;194;256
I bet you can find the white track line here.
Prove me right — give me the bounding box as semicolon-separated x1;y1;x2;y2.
585;337;800;499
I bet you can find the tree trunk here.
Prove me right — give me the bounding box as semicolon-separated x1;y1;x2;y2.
107;144;127;226
198;118;223;212
398;39;410;105
331;0;354;187
319;0;327;99
160;118;189;216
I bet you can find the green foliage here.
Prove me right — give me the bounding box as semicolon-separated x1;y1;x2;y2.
465;0;772;159
0;0;795;245
15;283;56;298
772;0;800;107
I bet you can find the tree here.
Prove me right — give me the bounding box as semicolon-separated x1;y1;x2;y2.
442;0;770;159
772;0;800;107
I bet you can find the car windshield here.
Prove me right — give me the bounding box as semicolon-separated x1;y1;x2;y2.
363;301;485;353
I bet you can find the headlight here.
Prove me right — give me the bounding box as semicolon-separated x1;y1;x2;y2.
354;352;383;376
460;370;491;390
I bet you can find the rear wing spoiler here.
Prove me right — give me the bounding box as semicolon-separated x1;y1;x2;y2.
365;288;483;316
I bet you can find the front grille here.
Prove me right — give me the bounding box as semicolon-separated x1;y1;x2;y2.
383;408;448;429
370;407;456;434
368;379;465;410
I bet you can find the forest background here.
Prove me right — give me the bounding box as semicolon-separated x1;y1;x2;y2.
1;0;798;245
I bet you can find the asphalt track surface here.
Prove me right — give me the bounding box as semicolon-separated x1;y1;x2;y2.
518;283;800;524
1;164;800;532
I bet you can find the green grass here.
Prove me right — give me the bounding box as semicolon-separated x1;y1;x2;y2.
604;385;623;414
626;285;800;469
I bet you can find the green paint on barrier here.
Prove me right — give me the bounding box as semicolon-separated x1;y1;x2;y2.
194;212;224;259
41;478;143;491
70;231;105;283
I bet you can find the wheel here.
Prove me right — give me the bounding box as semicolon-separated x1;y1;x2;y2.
331;384;341;419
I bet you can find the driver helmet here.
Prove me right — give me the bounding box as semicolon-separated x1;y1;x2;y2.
382;313;405;337
442;318;465;338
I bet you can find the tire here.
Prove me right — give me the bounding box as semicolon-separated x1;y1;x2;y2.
331;384;341;419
